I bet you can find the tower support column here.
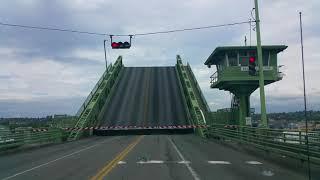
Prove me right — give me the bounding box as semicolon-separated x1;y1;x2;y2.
238;94;250;126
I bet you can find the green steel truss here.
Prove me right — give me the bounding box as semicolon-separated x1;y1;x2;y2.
68;56;124;141
185;63;211;116
176;55;207;137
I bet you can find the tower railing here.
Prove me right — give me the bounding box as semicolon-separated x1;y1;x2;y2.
210;71;218;84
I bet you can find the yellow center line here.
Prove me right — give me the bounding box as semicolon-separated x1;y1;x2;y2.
90;135;144;180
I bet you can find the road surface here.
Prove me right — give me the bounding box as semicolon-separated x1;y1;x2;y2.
0;134;309;180
100;67;189;127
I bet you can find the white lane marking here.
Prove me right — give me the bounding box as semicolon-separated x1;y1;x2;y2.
135;160;191;164
117;161;127;164
246;161;263;165
208;161;231;164
137;160;164;164
177;160;191;164
2;137;120;180
168;137;201;180
262;170;274;176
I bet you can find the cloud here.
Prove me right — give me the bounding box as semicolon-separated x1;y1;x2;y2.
0;0;319;117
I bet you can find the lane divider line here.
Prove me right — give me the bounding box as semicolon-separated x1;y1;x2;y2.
90;135;144;180
177;161;191;164
137;160;164;164
2;137;120;180
245;161;263;165
117;161;126;165
168;137;201;180
117;160;191;165
208;161;231;164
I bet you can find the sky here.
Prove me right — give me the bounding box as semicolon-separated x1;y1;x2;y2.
0;0;319;117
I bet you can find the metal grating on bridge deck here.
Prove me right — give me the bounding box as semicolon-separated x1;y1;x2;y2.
97;67;189;132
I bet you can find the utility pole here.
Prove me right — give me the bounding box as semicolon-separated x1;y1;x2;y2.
299;12;311;180
245;36;247;46
103;40;107;69
254;0;268;127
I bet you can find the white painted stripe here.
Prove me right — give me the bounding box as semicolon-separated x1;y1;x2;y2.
2;137;120;180
246;161;263;165
208;161;231;164
262;170;274;176
168;137;201;180
117;161;127;164
137;160;164;164
177;161;191;164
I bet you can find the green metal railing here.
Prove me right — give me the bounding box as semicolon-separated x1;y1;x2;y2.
208;123;320;164
0;128;64;151
186;63;211;112
75;66;112;118
176;55;207;137
68;56;124;141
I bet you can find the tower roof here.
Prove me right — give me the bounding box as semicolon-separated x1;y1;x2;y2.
204;45;287;65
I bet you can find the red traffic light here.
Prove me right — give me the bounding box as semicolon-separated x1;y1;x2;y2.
111;41;131;49
248;56;256;76
249;57;255;63
111;42;120;48
110;35;133;49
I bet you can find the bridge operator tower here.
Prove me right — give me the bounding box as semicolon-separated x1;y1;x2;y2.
204;45;287;126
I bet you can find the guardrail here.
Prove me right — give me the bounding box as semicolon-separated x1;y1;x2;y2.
0;128;64;152
208;123;320;164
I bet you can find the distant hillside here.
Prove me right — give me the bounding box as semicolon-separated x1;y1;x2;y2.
253;111;320;122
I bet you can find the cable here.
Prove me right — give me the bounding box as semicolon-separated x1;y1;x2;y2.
0;22;108;36
0;20;254;37
134;20;254;36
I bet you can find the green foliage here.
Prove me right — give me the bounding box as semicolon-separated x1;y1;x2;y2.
253;111;320;122
0;116;76;129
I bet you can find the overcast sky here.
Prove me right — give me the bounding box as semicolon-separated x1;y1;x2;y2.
0;0;319;117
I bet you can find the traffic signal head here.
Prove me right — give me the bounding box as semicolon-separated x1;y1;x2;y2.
249;57;255;63
111;41;131;49
248;56;256;76
110;35;133;49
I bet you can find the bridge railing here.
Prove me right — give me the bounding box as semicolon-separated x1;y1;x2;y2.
186;63;211;112
176;55;207;137
75;65;113;117
0;128;65;152
68;56;124;141
208;123;320;164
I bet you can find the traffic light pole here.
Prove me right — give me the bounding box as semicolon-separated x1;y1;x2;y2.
254;0;268;127
103;40;107;69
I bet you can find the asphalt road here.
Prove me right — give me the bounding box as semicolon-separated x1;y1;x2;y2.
100;67;188;127
0;135;312;180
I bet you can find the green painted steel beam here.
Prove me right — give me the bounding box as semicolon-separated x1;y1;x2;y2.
254;0;268;128
67;56;124;141
176;55;207;137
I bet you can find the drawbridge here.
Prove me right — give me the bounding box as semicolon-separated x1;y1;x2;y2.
68;55;209;140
